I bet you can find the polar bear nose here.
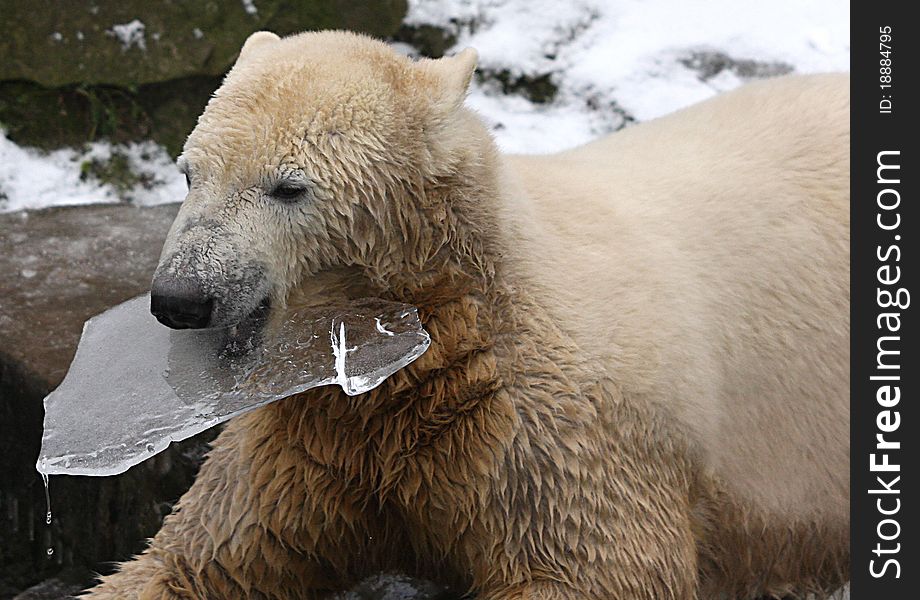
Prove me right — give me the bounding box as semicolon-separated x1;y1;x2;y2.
150;278;214;329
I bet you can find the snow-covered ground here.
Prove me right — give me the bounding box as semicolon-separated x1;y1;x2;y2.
0;138;186;212
411;0;848;153
0;0;849;213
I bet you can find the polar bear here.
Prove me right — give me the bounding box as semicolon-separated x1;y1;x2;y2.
87;31;849;599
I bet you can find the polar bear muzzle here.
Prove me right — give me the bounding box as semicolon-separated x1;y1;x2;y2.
150;223;273;330
150;260;272;330
150;276;214;329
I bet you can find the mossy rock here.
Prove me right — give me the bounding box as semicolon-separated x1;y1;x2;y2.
79;151;152;200
393;24;457;58
0;77;218;157
0;0;408;88
0;0;408;156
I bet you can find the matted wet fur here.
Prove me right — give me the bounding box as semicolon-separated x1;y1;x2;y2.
86;31;849;599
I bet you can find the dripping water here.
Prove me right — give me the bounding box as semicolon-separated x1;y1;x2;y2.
40;471;53;557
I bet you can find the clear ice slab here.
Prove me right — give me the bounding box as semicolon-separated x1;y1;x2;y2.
37;295;430;477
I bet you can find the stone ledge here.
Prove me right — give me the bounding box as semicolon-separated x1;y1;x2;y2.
0;203;180;390
0;203;191;596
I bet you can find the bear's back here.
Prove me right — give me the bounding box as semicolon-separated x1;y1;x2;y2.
497;73;849;522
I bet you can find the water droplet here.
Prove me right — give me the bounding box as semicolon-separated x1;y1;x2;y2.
40;473;51;525
40;473;54;557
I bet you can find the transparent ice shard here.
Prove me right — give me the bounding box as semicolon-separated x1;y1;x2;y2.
36;295;430;477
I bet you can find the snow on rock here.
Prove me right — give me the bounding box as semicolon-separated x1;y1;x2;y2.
406;0;849;153
0;134;185;212
0;2;849;212
107;19;148;51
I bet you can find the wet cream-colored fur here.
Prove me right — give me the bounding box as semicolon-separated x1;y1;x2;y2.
87;31;849;599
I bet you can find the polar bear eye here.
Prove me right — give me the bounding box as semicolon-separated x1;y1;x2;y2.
269;182;309;202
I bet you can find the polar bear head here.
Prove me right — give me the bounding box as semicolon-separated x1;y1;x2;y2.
150;31;481;329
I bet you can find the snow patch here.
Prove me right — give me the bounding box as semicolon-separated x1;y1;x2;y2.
406;0;849;153
0;133;185;213
107;19;147;51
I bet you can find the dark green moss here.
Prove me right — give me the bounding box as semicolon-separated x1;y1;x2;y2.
79;151;148;200
136;76;223;157
0;0;409;156
266;0;408;39
0;77;219;157
477;69;559;104
0;0;408;88
393;23;458;58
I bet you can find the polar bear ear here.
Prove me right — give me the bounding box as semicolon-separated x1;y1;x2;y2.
239;31;281;60
418;48;478;111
